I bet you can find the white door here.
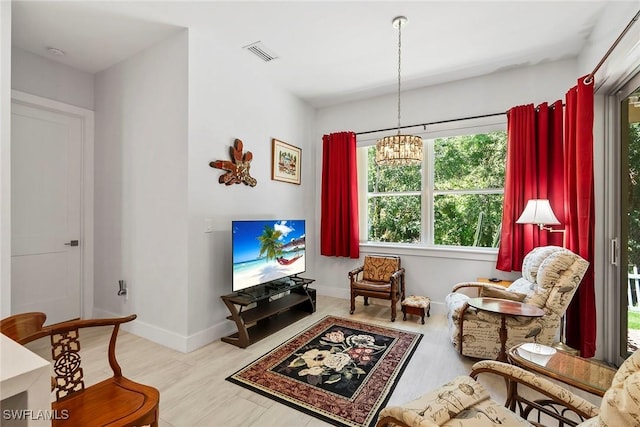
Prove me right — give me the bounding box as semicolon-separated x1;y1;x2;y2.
11;102;82;324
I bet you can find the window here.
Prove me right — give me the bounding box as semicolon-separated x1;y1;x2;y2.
363;129;506;248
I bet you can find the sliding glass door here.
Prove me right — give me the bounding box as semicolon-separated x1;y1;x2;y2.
619;75;640;359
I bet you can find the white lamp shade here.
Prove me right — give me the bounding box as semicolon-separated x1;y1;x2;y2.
516;199;561;225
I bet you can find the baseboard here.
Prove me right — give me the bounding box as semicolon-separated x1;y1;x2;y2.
92;297;446;353
315;284;349;300
92;308;189;352
92;308;237;353
185;320;237;353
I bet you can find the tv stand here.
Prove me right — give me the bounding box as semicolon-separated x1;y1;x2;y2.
220;277;315;348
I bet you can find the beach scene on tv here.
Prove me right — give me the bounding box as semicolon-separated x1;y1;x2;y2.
232;220;306;291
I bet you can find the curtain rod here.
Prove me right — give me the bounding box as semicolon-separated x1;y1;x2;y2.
355;102;566;136
585;8;640;84
355;111;506;136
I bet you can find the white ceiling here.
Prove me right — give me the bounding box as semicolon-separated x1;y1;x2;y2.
10;1;639;107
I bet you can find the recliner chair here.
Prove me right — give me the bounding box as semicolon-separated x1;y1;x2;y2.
445;246;589;360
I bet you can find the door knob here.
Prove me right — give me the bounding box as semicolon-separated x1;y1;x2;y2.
64;240;79;247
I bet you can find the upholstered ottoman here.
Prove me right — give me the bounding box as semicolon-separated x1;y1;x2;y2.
401;295;431;324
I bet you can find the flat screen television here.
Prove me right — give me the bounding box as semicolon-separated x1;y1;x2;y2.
232;219;306;292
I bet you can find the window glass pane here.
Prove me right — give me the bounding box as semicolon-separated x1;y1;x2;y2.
434;193;503;247
434;132;506;191
367;146;421;192
368;195;421;243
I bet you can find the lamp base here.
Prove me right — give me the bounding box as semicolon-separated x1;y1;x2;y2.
552;341;579;356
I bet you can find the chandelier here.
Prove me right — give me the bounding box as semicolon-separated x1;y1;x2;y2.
375;16;423;166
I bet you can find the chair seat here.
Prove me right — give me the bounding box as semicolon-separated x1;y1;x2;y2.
351;279;392;292
53;372;159;427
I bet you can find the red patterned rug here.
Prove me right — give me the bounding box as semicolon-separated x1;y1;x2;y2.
226;315;423;427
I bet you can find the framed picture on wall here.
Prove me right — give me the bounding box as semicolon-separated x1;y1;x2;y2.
272;139;301;185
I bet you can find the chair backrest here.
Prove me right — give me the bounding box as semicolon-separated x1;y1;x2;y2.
0;312;48;344
47;314;137;400
362;255;401;282
508;246;588;317
2;312;138;401
586;349;640;426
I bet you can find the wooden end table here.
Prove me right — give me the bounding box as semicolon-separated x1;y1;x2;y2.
466;297;545;362
508;343;616;397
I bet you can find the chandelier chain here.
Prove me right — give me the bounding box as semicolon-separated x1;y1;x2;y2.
397;19;402;135
374;16;423;167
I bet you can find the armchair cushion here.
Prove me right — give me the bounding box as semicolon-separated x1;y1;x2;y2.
362;255;400;282
479;287;527;302
597;350;640;426
377;375;533;427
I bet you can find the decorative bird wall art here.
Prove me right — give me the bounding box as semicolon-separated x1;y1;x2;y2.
209;138;257;187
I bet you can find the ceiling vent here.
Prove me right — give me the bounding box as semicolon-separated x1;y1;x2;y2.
243;41;279;62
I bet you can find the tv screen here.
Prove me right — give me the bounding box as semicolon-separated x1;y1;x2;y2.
232;219;306;292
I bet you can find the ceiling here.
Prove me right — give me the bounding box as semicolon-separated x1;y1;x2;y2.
10;1;639;107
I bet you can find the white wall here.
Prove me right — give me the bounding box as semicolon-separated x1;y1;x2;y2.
185;27;316;347
0;1;12;319
94;31;190;348
314;58;580;313
11;47;94;110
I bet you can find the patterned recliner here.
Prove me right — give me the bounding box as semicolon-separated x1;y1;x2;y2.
445;246;589;360
376;349;640;427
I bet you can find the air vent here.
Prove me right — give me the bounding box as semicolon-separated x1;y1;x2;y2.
243;41;279;62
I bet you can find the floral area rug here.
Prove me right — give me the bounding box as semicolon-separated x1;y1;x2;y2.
226;315;423;427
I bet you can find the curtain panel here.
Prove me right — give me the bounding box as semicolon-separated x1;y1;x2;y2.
564;76;596;358
320;132;360;258
496;101;565;271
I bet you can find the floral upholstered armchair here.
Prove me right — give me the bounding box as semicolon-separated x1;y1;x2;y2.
376;349;640;427
445;246;589;360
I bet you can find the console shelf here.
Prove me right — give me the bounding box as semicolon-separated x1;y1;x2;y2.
220;277;315;348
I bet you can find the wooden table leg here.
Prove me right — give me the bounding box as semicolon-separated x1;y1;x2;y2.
497;314;508;362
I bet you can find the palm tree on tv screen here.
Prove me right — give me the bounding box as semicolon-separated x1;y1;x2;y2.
258;225;283;261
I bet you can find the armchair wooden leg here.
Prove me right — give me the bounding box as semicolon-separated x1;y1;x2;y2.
350;290;356;314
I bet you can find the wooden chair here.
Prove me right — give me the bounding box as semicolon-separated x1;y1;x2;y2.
1;312;159;427
349;255;405;321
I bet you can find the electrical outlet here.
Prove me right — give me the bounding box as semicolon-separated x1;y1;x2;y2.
205;218;214;233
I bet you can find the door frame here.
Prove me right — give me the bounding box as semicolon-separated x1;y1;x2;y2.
10;90;94;319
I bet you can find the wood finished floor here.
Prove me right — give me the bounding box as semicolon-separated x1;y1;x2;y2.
23;295;603;427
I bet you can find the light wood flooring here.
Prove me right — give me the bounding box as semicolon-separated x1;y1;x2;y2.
23;295;603;427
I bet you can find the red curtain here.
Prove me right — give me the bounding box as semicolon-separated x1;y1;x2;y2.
321;132;360;258
497;101;564;271
564;76;596;358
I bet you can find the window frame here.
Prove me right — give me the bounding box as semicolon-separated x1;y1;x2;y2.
358;116;507;251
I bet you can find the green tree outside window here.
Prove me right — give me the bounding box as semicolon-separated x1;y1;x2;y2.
366;131;506;247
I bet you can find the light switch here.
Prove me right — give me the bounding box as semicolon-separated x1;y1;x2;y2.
204;218;214;233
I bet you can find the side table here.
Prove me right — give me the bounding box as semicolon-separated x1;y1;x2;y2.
477;277;513;288
466;297;545;362
508;343;616;397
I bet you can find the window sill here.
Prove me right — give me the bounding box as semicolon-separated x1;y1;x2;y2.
359;242;498;262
